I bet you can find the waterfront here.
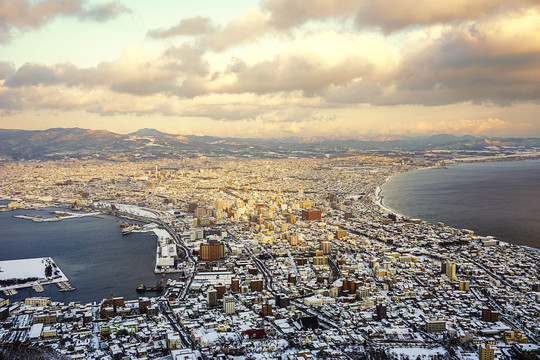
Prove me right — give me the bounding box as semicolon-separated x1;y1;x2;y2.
0;206;166;303
381;159;540;249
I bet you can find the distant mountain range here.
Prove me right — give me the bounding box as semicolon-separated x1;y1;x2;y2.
0;127;539;160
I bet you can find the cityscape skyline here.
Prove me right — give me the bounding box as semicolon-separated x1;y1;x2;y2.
2;0;540;138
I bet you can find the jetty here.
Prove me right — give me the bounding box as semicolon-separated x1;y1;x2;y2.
57;281;76;292
3;289;18;296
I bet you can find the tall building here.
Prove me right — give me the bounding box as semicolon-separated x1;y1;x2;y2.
262;302;272;316
223;295;235;314
459;281;470;291
482;308;499;322
375;304;387;320
199;241;225;261
320;241;331;254
442;261;457;280
231;278;240;293
207;287;217;307
479;346;495;360
251;279;263;292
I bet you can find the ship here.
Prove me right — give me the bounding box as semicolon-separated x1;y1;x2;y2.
136;273;165;293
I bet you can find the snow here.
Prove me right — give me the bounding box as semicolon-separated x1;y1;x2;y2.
113;204;158;219
0;257;68;290
387;346;448;359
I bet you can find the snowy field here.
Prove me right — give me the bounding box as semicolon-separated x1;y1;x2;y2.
0;257;68;290
387;346;448;359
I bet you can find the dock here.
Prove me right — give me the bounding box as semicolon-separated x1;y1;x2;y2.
3;289;18;296
57;281;76;292
32;284;45;293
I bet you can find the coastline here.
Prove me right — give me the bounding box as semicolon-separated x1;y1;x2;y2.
372;175;408;219
372;158;540;250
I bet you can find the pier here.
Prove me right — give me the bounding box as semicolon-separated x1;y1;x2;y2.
3;289;18;296
57;281;75;292
32;284;44;293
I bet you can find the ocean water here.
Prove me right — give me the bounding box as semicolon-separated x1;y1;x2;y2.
381;159;540;249
0;206;168;303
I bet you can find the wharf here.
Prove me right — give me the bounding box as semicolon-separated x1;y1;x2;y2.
3;289;18;296
32;284;44;293
57;281;76;292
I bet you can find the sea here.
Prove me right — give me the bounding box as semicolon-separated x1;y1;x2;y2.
381;159;540;249
0;204;169;304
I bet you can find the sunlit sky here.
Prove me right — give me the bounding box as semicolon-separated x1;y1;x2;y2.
1;0;540;138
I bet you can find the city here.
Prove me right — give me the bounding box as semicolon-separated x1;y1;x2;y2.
0;155;539;359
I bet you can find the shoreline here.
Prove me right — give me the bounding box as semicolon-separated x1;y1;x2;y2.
372;158;540;250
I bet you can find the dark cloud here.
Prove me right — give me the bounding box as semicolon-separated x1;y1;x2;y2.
5;63;63;87
0;0;130;43
223;55;370;96
323;25;540;107
162;44;210;76
354;0;540;33
147;16;215;38
0;62;16;80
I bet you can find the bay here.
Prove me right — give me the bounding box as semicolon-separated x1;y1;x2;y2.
381;159;540;249
0;207;168;303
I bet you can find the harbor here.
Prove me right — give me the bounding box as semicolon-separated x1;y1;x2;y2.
13;210;102;223
0;207;165;304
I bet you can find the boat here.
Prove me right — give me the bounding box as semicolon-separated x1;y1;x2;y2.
136;273;165;292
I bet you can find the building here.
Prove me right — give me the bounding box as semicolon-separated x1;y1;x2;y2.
426;320;446;333
375;304;387;320
320;241;331;254
479;346;495;360
24;297;51;307
207;287;218;307
459;280;470;291
301;209;321;221
251;279;263;292
199;241;225;261
442;261;457;280
231;278;240;293
262;302;272;316
223;295;235;314
482;308;499;322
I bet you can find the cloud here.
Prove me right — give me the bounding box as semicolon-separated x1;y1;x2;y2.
3;46;210;97
162;44;210;76
147;16;215;38
261;0;539;34
355;0;539;33
403;118;531;136
0;0;129;43
262;0;358;29
0;62;15;80
201;8;270;52
222;55;369;96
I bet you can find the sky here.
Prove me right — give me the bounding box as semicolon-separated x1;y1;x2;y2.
1;0;540;138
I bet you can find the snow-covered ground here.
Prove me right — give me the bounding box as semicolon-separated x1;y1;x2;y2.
113;204;159;219
387;346;448;359
0;257;68;290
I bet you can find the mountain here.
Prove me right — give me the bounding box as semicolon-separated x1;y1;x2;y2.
129;128;176;137
0;128;539;160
